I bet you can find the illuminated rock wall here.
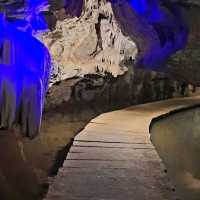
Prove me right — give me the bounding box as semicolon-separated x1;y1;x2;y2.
0;14;51;138
0;0;189;138
1;0;189;82
110;0;188;69
40;0;188;86
41;0;138;84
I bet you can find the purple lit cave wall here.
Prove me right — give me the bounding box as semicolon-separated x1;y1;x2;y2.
65;0;83;17
0;1;51;139
0;0;49;33
110;0;188;69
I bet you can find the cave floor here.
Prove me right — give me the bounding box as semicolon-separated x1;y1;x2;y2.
44;96;200;200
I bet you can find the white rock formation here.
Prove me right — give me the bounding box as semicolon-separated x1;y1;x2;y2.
41;0;138;85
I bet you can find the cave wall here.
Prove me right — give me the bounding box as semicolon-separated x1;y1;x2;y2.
167;4;200;85
1;0;199;84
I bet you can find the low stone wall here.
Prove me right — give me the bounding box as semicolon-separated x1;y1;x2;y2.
46;65;182;111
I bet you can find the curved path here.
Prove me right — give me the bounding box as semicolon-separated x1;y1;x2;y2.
45;96;200;200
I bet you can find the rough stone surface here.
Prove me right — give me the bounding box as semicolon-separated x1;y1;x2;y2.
2;0;200;86
41;0;137;85
167;4;200;85
45;65;184;111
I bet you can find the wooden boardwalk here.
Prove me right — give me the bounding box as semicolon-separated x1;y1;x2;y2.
45;96;200;200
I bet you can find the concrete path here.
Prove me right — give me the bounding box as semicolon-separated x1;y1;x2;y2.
45;96;200;200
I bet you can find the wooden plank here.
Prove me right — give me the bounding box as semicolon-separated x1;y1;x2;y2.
62;159;163;170
72;141;153;148
75;134;150;144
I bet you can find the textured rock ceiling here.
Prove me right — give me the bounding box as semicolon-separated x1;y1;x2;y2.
0;0;198;22
0;0;200;85
0;0;84;30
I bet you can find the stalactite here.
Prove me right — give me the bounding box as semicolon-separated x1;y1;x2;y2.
0;13;51;138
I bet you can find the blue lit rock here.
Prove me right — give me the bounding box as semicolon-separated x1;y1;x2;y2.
0;14;51;138
109;0;188;69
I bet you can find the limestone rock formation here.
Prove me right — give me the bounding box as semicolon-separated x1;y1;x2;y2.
1;0;194;86
41;0;138;85
40;0;189;85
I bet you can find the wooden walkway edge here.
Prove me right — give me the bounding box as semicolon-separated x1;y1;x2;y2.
45;96;200;200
